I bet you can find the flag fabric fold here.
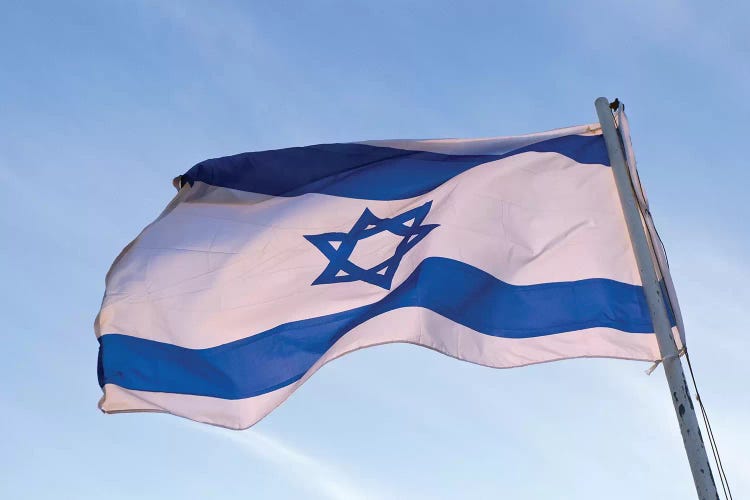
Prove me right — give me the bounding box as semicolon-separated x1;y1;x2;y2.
96;123;663;429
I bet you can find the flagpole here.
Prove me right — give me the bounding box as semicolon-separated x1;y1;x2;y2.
594;97;718;499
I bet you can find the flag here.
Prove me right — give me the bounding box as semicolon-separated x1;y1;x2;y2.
96;123;668;429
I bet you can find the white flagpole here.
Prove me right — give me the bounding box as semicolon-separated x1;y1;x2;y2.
595;97;719;499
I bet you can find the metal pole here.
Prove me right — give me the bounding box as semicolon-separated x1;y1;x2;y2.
595;97;719;499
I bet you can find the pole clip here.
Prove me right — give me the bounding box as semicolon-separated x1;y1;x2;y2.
645;346;687;375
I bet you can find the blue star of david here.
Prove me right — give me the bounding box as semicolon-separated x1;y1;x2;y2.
304;201;439;290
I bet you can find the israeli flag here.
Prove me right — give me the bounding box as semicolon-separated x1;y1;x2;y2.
96;123;666;429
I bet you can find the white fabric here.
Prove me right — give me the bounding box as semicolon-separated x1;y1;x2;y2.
615;107;685;349
97;127;663;429
357;123;601;155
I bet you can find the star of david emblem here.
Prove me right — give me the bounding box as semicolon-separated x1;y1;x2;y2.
304;201;439;289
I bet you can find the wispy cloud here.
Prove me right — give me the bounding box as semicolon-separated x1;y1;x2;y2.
136;0;264;56
193;424;380;500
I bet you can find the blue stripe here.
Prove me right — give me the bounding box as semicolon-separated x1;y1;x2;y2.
99;257;652;400
182;135;609;200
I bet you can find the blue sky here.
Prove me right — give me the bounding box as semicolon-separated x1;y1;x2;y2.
1;1;748;498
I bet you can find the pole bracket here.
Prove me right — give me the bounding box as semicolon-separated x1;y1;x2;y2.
645;346;686;375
